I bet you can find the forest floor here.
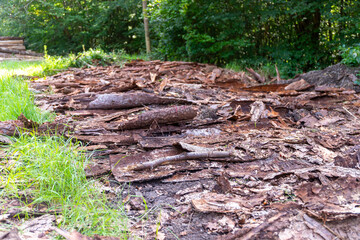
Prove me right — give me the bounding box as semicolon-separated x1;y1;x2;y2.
1;60;360;239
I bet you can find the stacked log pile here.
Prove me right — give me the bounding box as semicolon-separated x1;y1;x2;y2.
0;36;43;60
0;36;26;50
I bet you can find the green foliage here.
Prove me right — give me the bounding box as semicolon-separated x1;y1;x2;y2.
41;48;147;75
40;55;73;76
339;44;360;66
69;48;122;68
1;134;128;237
149;0;360;77
0;0;144;55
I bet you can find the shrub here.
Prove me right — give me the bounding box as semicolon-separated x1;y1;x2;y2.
339;44;360;66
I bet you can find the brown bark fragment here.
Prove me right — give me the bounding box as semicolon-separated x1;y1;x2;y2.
246;68;266;83
285;79;312;91
0;120;23;136
74;134;138;145
117;106;197;130
88;92;189;109
51;227;120;240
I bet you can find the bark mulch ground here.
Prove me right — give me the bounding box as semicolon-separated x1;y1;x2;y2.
1;60;360;239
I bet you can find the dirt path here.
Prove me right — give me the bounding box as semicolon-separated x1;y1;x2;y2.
3;60;360;239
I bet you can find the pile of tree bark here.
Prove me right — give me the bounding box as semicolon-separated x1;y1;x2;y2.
1;60;360;239
0;36;43;61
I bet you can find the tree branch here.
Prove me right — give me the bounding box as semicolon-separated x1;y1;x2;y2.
130;151;231;171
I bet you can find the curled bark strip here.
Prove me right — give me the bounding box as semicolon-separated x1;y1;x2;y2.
246;67;265;83
88;92;189;109
176;141;215;152
117;106;197;130
131;151;231;171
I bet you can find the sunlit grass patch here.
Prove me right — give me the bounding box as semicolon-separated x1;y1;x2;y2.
1;134;128;237
0;60;44;78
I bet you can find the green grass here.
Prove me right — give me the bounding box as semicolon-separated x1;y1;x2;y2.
0;60;44;77
0;74;53;123
1;134;128;237
0;60;57;123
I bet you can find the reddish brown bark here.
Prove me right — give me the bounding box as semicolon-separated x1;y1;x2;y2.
117;105;197;130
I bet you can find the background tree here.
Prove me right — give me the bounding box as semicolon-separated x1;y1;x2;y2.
0;0;144;54
149;0;360;76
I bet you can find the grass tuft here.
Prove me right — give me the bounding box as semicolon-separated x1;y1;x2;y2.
0;75;53;123
1;134;128;237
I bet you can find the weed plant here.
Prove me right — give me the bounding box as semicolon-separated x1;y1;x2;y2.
41;47;148;75
1;134;128;237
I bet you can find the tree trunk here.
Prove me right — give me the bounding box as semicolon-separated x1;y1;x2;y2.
142;0;151;54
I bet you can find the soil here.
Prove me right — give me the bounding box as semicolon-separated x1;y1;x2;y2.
1;60;360;240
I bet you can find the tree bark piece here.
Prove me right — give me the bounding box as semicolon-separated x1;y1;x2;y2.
176;141;217;152
236;213;286;240
0;135;13;145
0;120;24;136
246;68;266;83
275;64;281;83
117;105;197;130
131;151;231;171
0;47;43;56
74;134;138;146
303;214;341;240
88;92;189;110
285;79;312;91
192;192;251;214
